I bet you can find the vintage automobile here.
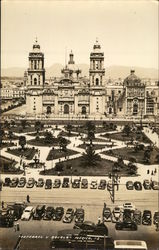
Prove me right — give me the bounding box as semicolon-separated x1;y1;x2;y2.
115;220;138;231
142;210;152;225
53;207;64;221
43;206;55;220
103;207;112;222
75;208;85;223
63;208;74;223
81;179;88;189
21;206;34;221
33;205;45;220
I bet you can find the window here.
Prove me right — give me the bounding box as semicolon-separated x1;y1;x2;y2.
34;78;37;85
96;78;99;86
119;108;122;112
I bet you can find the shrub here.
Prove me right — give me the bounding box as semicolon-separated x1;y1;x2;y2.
55;162;64;172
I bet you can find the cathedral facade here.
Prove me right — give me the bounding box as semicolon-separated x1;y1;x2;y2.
25;40;159;118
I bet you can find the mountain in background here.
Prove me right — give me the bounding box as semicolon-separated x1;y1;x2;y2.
1;64;158;79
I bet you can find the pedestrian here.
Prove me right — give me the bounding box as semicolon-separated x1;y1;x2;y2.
20;158;22;166
104;202;106;209
147;169;149;174
2;201;4;209
26;195;30;203
14;223;17;232
17;223;20;231
98;216;101;224
154;168;157;174
151;170;154;176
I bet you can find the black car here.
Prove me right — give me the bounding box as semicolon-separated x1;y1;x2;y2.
53;179;61;188
142;210;152;225
74;221;108;236
10;177;19;188
123;209;133;222
62;178;70;188
153;211;159;225
36;178;44;187
0;209;14;227
126;181;134;190
115;220;137;231
43;206;55;220
53;207;64;221
75;208;85;223
18;177;26;188
7;202;26;221
45;179;52;189
33;205;45;220
63;208;74;223
72;179;80;188
3;177;11;187
133;209;142;225
134;181;142;191
81;179;88;189
143;179;151;190
98;179;106;190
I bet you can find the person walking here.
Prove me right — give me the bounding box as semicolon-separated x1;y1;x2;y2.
2;201;4;209
26;195;30;203
98;216;101;224
147;169;149;174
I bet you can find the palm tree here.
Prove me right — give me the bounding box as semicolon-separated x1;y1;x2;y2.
44;131;54;144
35;120;42;134
66;123;73;136
123;124;131;137
81;145;101;167
19;136;26;150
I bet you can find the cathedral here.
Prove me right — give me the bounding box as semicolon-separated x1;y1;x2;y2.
25;39;159;118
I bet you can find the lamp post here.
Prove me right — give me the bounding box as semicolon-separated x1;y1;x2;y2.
108;164;120;203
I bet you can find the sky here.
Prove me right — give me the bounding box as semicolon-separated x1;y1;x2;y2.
1;0;159;69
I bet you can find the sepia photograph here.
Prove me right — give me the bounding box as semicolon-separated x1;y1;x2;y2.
0;0;159;249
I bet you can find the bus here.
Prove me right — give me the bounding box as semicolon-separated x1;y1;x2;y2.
114;240;147;250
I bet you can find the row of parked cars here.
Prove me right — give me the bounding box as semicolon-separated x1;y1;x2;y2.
126;180;159;190
2;177;113;190
102;202;159;231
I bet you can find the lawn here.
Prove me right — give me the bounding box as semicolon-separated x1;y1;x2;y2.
27;137;70;147
7;147;37;160
58;131;79;137
78;143;109;150
103;146;159;164
71;126;117;135
101;131;151;143
0;156;22;174
0;142;16;149
9;126;36;134
46;148;79;161
40;157;135;176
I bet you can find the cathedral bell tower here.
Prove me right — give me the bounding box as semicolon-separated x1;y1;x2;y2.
26;39;45;115
89;40;105;116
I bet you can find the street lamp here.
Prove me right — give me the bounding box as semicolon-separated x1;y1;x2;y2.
108;164;120;203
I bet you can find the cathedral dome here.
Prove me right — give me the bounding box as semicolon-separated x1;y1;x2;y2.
124;70;144;87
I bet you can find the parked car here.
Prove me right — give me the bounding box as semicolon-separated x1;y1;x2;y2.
18;177;26;188
74;221;108;236
10;177;19;188
142;210;152;225
81;179;88;189
53;207;64;221
53;179;61;188
45;179;52;189
33;205;45;220
0;209;14;227
151;181;159;190
112;207;122;223
133;209;142;225
21;206;34;221
115;220;137;231
75;208;85;223
107;180;113;191
153;211;159;225
143;179;151;190
7;202;26;221
36;178;44;187
63;208;74;223
43;206;55;220
103;207;112;222
26;178;35;188
62;178;70;188
123;202;135;211
134;181;142;191
98;179;106;190
123;209;133;222
126;181;134;190
72;179;80;188
90;180;97;189
3;177;11;187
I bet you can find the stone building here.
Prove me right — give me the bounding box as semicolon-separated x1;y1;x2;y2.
25;39;159;118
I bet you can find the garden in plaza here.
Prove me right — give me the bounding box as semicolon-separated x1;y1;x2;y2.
0;119;159;177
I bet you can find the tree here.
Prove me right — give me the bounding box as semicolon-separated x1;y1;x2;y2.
127;162;137;175
85;121;95;133
143;149;151;164
44;131;54;144
123;124;131;137
8;130;13;144
35;121;42;134
21;120;27;129
81;145;101;167
59;137;68;151
19;136;26;150
0;128;5;146
156;154;159;163
55;162;64;172
11;120;16;127
66;123;73;136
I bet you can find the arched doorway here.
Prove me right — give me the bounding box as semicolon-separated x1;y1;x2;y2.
64;104;69;114
82;106;86;115
133;103;138;115
46;106;51;114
